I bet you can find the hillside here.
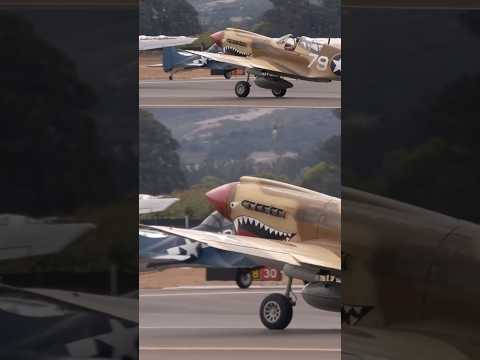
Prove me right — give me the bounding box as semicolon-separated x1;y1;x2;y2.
187;0;272;32
148;108;340;189
186;0;340;36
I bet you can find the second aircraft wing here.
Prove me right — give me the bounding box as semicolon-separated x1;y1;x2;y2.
144;225;341;271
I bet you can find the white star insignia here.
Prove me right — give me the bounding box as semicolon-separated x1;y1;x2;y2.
179;239;200;258
66;319;137;358
332;58;341;74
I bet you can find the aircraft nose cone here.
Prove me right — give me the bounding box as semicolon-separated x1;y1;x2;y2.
206;182;236;218
210;31;224;46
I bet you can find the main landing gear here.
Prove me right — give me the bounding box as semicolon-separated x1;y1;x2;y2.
272;88;287;98
235;80;251;98
234;74;289;98
259;276;296;329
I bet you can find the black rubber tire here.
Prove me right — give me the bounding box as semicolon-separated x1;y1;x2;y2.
235;81;250;98
235;270;252;289
169;74;173;81
260;293;293;330
272;88;287;98
224;71;232;79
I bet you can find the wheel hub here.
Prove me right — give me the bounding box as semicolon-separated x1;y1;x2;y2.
263;301;281;323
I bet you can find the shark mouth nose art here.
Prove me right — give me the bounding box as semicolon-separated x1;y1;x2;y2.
223;46;250;57
233;216;295;241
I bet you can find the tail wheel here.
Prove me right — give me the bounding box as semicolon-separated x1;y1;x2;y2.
235;81;250;98
272;88;287;98
235;270;252;289
224;71;232;79
260;293;293;330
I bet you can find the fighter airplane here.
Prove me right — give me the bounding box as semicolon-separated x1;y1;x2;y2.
139;211;260;288
149;45;238;80
145;179;480;358
187;28;341;98
139;195;263;288
148;176;341;329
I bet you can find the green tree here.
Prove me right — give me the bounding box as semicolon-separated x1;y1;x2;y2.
140;110;186;194
0;13;113;216
302;162;340;196
254;0;340;37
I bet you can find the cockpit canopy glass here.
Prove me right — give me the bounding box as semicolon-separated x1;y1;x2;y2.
279;35;326;54
297;36;324;54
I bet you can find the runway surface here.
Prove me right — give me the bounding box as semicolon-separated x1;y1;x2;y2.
140;286;340;360
139;78;341;109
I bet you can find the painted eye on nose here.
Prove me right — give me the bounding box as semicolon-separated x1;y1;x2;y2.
230;202;237;209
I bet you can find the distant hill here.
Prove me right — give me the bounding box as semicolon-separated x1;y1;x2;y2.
140;0;202;36
187;0;272;32
187;0;340;37
148;108;340;187
149;108;339;163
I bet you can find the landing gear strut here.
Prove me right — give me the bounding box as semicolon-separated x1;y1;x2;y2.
259;277;296;329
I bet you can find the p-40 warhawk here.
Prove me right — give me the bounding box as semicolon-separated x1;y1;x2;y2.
148;180;480;358
148;177;341;330
187;28;341;98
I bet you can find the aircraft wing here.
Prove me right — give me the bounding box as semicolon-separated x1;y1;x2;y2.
19;287;138;322
139;195;179;215
0;223;95;261
186;50;286;74
148;226;340;271
139;35;197;50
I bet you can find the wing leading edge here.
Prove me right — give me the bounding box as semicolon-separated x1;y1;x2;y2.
145;226;340;271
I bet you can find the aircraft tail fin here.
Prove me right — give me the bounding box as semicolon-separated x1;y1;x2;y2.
162;46;184;72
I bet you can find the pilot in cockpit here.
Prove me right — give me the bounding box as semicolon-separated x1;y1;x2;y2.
284;37;298;51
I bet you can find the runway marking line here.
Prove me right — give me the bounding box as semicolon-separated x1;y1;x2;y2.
140;346;340;352
139;104;339;109
140;290;301;297
160;285;303;290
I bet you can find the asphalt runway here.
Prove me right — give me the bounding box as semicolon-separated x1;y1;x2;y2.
139;78;341;109
140;286;340;360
